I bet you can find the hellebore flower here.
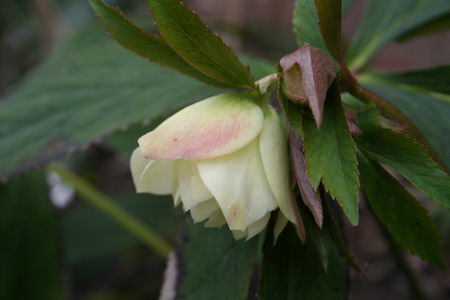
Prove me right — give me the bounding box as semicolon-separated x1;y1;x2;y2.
130;93;295;239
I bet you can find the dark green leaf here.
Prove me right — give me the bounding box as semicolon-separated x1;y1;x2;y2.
397;13;450;42
358;152;445;269
89;0;228;88
147;0;255;89
347;0;450;68
303;82;359;225
0;171;62;300
293;0;332;59
360;68;450;168
314;0;342;61
177;223;258;300
342;0;353;14
260;223;347;300
0;23;273;180
356;104;450;209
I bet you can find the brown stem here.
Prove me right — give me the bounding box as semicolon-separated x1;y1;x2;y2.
340;62;448;172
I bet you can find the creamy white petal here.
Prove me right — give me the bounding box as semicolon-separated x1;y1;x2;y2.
205;209;227;228
189;199;219;223
138;93;264;160
198;139;278;231
130;148;173;195
247;213;271;240
172;160;181;206
273;211;289;243
178;160;212;211
231;230;247;240
259;107;296;224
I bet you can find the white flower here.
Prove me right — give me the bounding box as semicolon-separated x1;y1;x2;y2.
130;93;295;239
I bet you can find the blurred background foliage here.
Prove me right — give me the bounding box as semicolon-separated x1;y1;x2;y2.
0;0;449;299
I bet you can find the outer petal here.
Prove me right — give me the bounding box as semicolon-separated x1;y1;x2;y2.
130;148;173;195
259;107;296;224
189;199;219;223
197;139;278;231
205;210;227;228
178;160;212;211
138;93;264;160
247;213;271;240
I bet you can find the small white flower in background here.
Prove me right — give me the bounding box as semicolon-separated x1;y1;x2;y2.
130;92;295;240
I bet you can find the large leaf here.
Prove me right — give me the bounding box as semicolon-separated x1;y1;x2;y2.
397;13;450;42
314;0;342;61
358;152;445;269
356;104;450;209
0;23;274;180
0;171;62;300
293;0;332;60
147;0;255;89
360;68;450;168
175;223;258;300
303;82;359;225
260;223;347;300
347;0;450;68
89;0;228;88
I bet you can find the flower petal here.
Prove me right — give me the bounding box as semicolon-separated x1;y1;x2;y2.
273;211;289;243
197;139;278;231
138;93;264;160
189;199;219;223
205;210;227;227
259;107;296;224
247;213;271;240
178;160;212;211
130;148;173;195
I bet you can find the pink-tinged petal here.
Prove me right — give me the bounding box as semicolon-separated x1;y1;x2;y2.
189;199;219;223
197;139;278;231
205;210;227;228
178;160;212;211
259;107;296;224
130;148;173;195
138;93;264;160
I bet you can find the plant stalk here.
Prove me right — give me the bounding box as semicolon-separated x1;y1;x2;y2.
48;163;172;259
340;63;448;171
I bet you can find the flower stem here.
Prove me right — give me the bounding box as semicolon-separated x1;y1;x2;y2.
48;163;172;259
340;64;447;171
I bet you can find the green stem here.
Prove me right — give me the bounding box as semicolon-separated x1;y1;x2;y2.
48;163;171;259
340;63;448;171
382;227;429;300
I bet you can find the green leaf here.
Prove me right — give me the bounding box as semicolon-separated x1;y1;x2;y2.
89;0;228;88
356;104;450;209
0;23;273;180
146;0;255;89
342;0;353;14
314;0;342;61
360;68;450;168
303;82;359;225
397;13;450;42
358;152;445;269
0;171;62;300
347;0;450;68
260;223;347;300
293;0;331;58
176;224;258;300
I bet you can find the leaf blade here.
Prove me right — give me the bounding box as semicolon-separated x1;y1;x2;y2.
303;82;360;225
147;0;255;89
358;152;445;269
88;0;228;88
